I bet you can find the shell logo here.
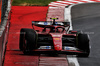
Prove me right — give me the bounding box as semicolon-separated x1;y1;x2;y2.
54;38;60;40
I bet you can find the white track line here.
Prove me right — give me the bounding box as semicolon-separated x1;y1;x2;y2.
67;55;80;66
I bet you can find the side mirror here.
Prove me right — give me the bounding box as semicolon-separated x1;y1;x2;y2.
32;21;39;25
63;22;70;26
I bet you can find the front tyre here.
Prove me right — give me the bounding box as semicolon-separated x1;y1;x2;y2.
19;28;37;54
77;34;90;57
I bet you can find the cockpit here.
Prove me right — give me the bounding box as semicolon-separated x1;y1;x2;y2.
42;26;65;33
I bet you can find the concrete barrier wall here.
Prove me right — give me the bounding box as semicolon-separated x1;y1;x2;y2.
0;0;11;65
0;32;4;66
1;0;8;22
71;3;100;20
0;13;10;66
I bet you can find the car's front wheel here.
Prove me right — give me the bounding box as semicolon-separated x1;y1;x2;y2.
77;34;90;57
19;28;37;54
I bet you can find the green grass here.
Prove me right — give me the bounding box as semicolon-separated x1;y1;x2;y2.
12;0;59;6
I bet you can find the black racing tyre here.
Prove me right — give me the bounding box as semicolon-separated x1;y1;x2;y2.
77;34;90;57
19;28;37;52
19;28;26;51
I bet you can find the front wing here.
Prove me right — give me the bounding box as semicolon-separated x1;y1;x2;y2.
26;49;86;55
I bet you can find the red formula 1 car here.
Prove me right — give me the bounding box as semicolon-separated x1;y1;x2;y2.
19;18;90;57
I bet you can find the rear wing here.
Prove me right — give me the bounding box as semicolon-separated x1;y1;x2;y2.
32;21;70;28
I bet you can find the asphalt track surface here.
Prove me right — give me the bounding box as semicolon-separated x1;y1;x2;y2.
72;12;100;66
71;3;100;66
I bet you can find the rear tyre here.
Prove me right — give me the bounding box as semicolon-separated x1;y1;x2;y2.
77;34;90;57
19;28;37;54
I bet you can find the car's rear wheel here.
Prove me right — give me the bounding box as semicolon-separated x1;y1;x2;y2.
77;34;90;57
19;28;37;54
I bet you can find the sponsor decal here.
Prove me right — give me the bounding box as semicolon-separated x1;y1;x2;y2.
54;38;60;40
55;22;58;24
44;22;48;25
